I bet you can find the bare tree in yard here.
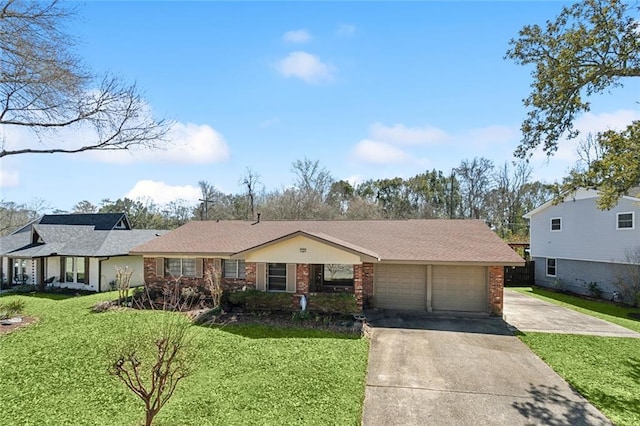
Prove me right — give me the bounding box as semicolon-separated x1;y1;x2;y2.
615;247;640;307
0;0;168;157
204;267;223;309
109;317;193;426
115;266;134;306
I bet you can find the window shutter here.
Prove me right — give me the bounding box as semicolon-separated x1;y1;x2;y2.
60;257;66;283
155;257;164;277
85;258;90;284
195;258;204;278
286;263;297;293
256;263;266;291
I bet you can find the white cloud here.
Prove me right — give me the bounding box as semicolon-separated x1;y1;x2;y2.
125;180;201;205
466;125;519;146
351;140;412;165
346;175;362;187
282;29;312;44
0;167;19;188
84;122;230;164
336;24;356;37
276;51;335;84
369;122;450;146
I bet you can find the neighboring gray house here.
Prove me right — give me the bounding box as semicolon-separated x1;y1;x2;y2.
0;213;165;292
524;188;640;299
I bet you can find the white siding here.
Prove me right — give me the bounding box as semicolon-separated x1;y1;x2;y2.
529;196;640;264
102;256;146;291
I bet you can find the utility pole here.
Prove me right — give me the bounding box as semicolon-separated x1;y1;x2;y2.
199;197;214;220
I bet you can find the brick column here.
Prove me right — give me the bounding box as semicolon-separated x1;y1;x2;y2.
296;264;310;294
245;262;257;289
353;264;364;309
362;263;374;308
488;266;504;316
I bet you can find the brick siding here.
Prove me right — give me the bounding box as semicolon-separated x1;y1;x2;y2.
488;265;504;316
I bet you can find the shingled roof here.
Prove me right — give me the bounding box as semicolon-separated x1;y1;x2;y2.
131;219;524;265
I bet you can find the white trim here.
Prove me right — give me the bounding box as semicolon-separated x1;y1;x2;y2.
530;255;637;266
550;217;562;232
545;258;557;277
617;211;635;230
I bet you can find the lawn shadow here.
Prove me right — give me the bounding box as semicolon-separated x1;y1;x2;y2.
203;322;362;340
511;383;612;426
527;286;640;324
0;291;80;301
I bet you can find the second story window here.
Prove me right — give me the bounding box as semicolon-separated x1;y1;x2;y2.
550;217;561;231
617;212;634;230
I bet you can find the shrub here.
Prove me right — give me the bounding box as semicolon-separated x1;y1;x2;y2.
587;281;603;299
227;289;293;312
0;299;26;319
307;293;359;315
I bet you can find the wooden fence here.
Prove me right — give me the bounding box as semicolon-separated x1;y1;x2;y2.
504;261;534;286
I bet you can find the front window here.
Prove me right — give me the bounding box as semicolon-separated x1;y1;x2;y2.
224;259;246;279
165;258;196;277
550;218;561;231
267;263;287;291
546;258;557;277
310;264;354;292
617;212;634;230
61;257;88;284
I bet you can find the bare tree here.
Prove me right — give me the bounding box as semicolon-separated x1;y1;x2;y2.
72;200;97;214
115;266;134;306
0;0;168;157
109;317;193;426
239;167;261;220
615;247;640;307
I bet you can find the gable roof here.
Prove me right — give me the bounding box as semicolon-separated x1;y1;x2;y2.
523;188;640;219
131;219;523;265
0;224;165;258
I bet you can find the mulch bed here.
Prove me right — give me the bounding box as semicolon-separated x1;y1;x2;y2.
0;317;37;335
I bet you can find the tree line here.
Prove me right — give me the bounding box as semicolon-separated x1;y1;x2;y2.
1;157;554;241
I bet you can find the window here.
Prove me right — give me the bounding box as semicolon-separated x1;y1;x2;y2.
267;263;287;291
224;259;246;279
617;212;634;230
550;218;561;231
165;258;196;277
323;264;354;286
546;258;557;277
61;257;88;284
13;259;28;283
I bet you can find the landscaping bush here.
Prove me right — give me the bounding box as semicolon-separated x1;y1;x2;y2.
227;289;293;312
0;299;26;319
308;293;359;315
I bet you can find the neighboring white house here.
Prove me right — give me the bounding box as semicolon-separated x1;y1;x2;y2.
524;188;640;299
0;213;166;292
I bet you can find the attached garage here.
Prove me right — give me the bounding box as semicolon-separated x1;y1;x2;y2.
432;265;487;313
374;264;489;313
374;264;426;310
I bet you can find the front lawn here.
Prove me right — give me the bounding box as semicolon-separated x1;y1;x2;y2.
520;332;640;426
0;292;368;425
511;286;640;333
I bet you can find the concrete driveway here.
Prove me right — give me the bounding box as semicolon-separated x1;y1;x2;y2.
362;314;611;425
504;289;640;338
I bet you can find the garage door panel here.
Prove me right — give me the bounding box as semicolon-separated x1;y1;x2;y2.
375;264;426;310
432;266;486;312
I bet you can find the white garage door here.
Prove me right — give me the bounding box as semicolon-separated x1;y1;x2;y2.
432;265;487;312
375;264;426;310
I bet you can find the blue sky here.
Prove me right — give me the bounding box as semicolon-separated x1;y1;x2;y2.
1;1;639;211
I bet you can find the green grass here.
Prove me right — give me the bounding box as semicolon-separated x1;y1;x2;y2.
519;332;640;426
510;286;640;333
0;292;369;425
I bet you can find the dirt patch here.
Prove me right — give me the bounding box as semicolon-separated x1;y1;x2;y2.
0;316;37;335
